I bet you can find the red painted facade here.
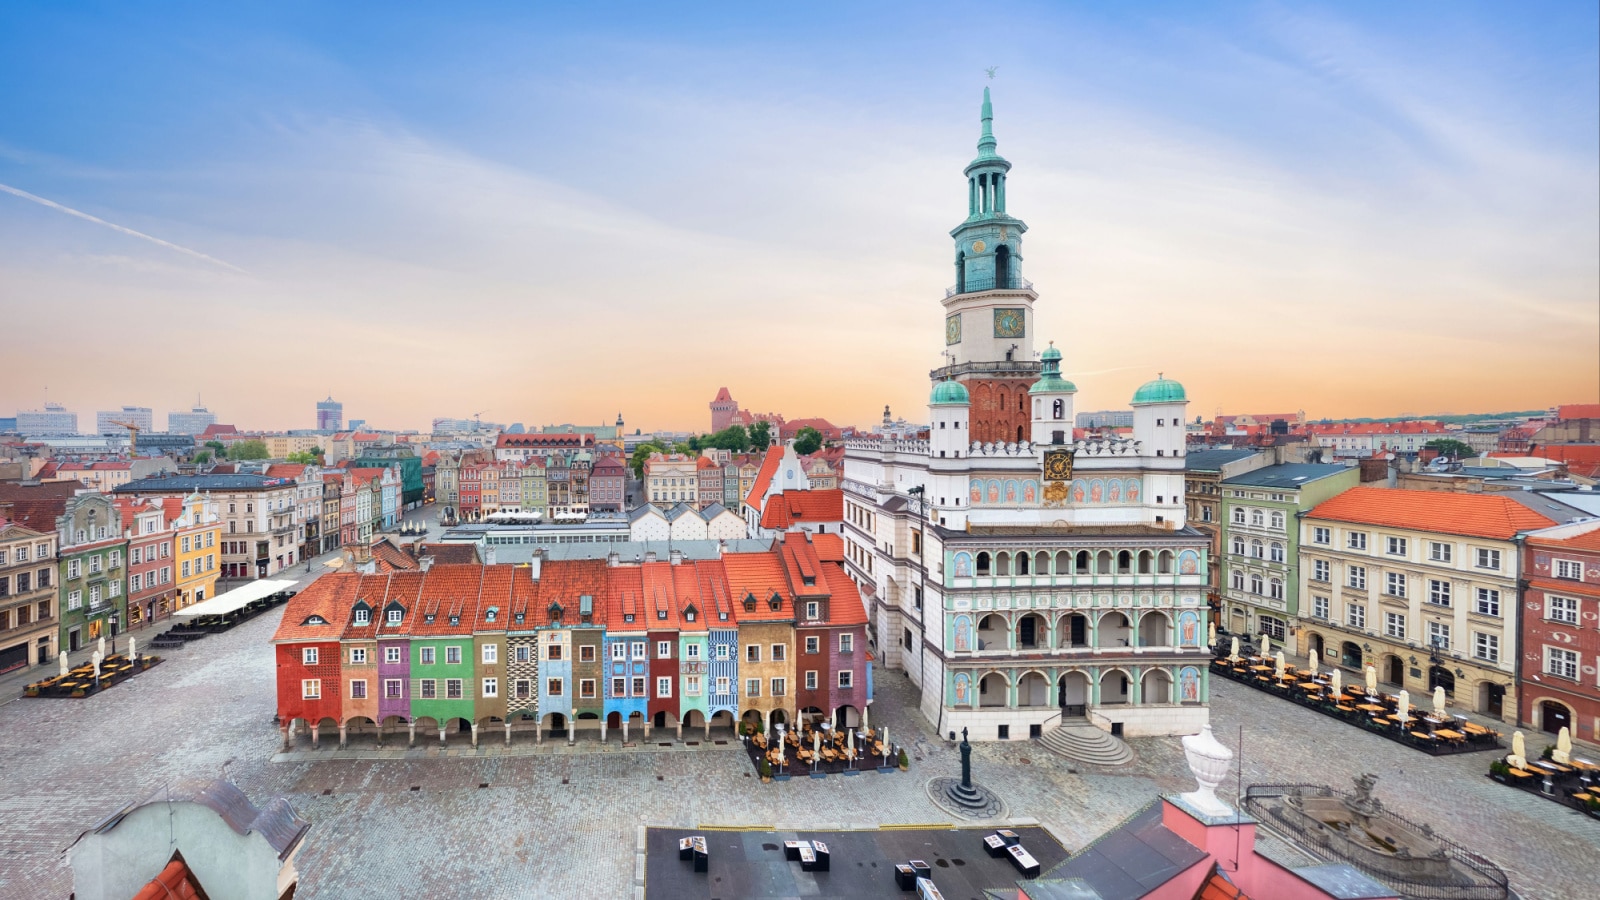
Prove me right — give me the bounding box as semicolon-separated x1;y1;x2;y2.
1521;523;1600;747
962;378;1035;445
275;641;343;729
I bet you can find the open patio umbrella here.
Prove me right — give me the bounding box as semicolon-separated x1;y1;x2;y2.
58;651;68;678
1510;730;1527;768
1228;637;1240;663
1555;726;1573;764
1330;668;1342;698
1274;651;1286;679
1365;665;1378;695
1432;686;1447;717
1396;690;1410;724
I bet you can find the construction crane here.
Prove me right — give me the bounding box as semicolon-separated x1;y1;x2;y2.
472;410;490;432
108;419;141;454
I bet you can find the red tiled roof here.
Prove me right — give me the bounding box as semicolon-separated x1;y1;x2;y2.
410;567;484;637
133;859;205;900
811;532;844;562
421;543;480;565
368;539;419;572
264;464;306;478
273;575;361;642
1558;404;1600;420
1306;487;1557;540
606;564;646;630
1193;865;1251;900
760;489;844;530
820;564;868;626
1527;520;1600;554
722;550;792;621
697;456;719;470
744;447;782;509
535;558;609;626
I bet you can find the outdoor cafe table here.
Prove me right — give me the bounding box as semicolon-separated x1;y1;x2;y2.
1356;704;1386;712
1434;729;1464;740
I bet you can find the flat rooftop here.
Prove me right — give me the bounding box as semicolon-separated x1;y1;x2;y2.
645;824;1068;900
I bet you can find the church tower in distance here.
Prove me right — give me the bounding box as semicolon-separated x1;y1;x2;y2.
934;87;1040;446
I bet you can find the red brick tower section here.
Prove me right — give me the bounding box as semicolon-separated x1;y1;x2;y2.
710;387;738;433
962;377;1037;445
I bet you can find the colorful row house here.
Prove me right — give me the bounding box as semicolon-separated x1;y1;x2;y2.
272;534;870;749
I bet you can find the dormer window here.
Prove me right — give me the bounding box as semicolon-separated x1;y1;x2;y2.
685;605;697;622
802;575;815;587
303;615;327;626
448;615;459;626
805;601;819;619
514;612;525;625
386;609;402;625
354;609;370;625
769;592;782;612
623;613;635;623
657;609;667;620
548;601;564;622
424;614;436;624
719;611;729;621
485;607;498;622
744;598;756;612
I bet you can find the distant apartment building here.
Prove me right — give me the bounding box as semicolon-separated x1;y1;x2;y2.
1075;409;1135;429
17;403;78;436
115;474;302;580
0;522;58;674
1521;520;1600;748
645;454;698;507
316;396;343;431
95;406;154;436
167;405;217;435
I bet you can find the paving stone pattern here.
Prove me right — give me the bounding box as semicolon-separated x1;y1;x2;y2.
0;582;1596;898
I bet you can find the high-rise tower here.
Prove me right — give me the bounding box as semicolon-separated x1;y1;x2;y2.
934;88;1040;445
316;396;343;432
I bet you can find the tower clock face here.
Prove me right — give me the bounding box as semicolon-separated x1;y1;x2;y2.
946;314;962;345
993;308;1026;338
1043;449;1074;482
971;240;986;254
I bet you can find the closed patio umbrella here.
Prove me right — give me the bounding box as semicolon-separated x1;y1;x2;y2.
1228;637;1240;663
1330;668;1342;698
129;638;137;662
1274;651;1286;679
58;651;68;678
1555;726;1573;764
1510;730;1527;768
1432;686;1447;717
1208;622;1217;647
1365;665;1378;695
861;705;869;731
97;635;106;658
1260;634;1271;658
848;728;856;764
92;650;102;681
1396;690;1410;724
1305;654;1317;680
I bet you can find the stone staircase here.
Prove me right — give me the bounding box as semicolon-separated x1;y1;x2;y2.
1036;718;1134;767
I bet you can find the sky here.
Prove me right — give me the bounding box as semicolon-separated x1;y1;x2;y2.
1;1;1596;433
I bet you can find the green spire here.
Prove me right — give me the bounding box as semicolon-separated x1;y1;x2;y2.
976;86;999;159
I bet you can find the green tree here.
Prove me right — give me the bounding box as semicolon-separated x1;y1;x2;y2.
629;442;665;479
229;439;270;460
749;421;771;449
287;447;323;465
205;440;227;459
192;449;212;464
710;424;750;452
687;435;703;452
1424;439;1475;461
792;426;823;456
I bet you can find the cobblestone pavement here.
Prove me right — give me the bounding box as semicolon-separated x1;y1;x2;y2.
1;588;1596;898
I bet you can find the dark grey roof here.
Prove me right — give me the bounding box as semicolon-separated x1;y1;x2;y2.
115;473;291;492
495;539;773;564
700;502;729;518
1185;449;1261;472
1221;463;1351;489
1040;800;1206;900
666;502;701;521
98;778;309;861
629;504;667;523
1008;878;1104;899
1290;863;1397;899
1503;491;1592;526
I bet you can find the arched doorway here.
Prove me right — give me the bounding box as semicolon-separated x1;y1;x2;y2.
1305;632;1324;662
1541;700;1572;736
1477;681;1505;718
1100;670;1130;705
1340;641;1362;669
1016;672;1050;707
1017;613;1046;650
1141;669;1173;705
1384;654;1404;687
979;673;1008;707
977;614;1007;651
955;251;966;294
995;245;1011;288
1057;672;1090;716
1427;664;1455;697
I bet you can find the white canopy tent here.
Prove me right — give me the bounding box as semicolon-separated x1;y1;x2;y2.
172;579;298;618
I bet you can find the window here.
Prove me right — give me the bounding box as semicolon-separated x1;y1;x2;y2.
1428;542;1451;563
1230;569;1244;591
746;645;760;663
1348;566;1366;590
1427;621;1450;651
1312;559;1330;582
1475;588;1501;617
1555;559;1583;580
1385;572;1407;597
1270;542;1284;563
656;676;672;697
1270;511;1285;530
67;590;81;610
1312;527;1331;545
838;670;853;688
1231;538;1245;556
745;678;761;697
420;647;436;665
350;679;367;699
579;679;596;699
771;644;786;661
385;678;402;698
354;608;370;625
716;644;730;660
1348;532;1367;551
611;642;626;661
385;646;401;664
1547;595;1579;625
1258;615;1286;641
387;609;402;625
611;677;626;696
805;636;820;654
1251;540;1264;559
1249;574;1263;595
546;642;562;661
446;679;463;699
129;573;141;592
1269;579;1284;601
630;641;645;660
482;644;498;664
1312;596;1330;619
301;679;320;699
840;633;854;653
716;677;730;695
805;670;818;690
1347;603;1366;629
445;646;462;665
686;675;701;696
420;678;438;698
657;641;671;659
1384;612;1406;640
1426;580;1451;606
1475;548;1501;570
302;648;319;665
350;647;368;664
685;643;701;660
770;677;786;696
805;601;819;619
1232;508;1246;525
68;559;81;579
1385;536;1407;556
1472;632;1499;662
1547;647;1579;680
482;678;498;698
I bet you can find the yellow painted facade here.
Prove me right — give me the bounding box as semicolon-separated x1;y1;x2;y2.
174;493;222;609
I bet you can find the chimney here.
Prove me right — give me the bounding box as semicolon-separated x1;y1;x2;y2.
607;551;620;567
645;551;657;563
484;545;497;565
419;555;434;572
670;549;683;566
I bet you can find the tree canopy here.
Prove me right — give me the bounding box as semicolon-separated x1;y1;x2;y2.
287;448;323;465
792;426;823;455
629;442;665;479
1424;438;1476;461
749;421;772;449
228;439;269;461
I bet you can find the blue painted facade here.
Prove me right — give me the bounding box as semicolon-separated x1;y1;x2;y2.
604;632;648;724
707;626;740;718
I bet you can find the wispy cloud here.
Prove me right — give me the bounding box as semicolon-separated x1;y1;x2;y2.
0;182;247;273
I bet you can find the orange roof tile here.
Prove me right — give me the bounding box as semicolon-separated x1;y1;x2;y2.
133;859;205;900
811;532;845;562
744;446;782;509
760;488;844;530
820;563;868;626
722;551;792;621
1559;404;1600;420
1528;520;1600;554
273;575;361;642
1306;487;1556;540
535;558;609;626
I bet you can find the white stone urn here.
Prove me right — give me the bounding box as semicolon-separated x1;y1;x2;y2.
1179;724;1235;817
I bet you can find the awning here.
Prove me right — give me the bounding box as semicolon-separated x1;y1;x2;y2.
172;579;298;617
